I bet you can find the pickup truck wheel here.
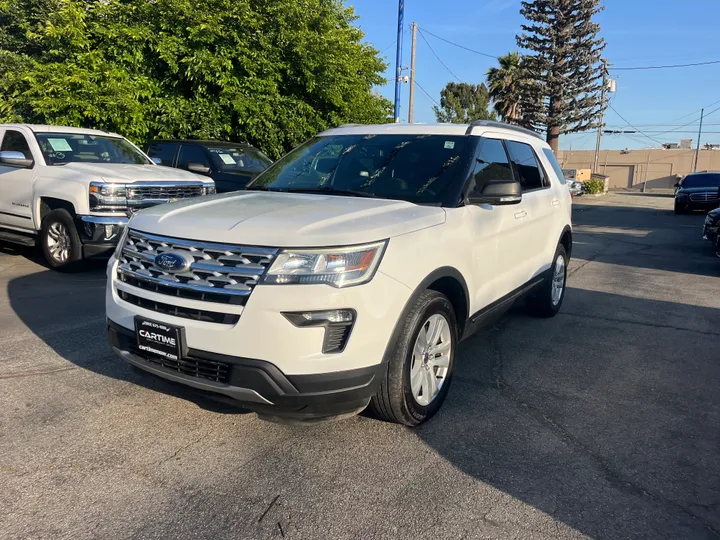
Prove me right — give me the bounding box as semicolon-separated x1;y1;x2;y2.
369;290;457;426
40;209;83;270
527;244;568;318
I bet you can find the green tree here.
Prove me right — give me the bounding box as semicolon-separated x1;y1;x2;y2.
0;0;392;158
516;0;606;152
486;52;525;124
432;82;496;124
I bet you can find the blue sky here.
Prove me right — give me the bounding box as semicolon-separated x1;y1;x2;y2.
351;0;720;150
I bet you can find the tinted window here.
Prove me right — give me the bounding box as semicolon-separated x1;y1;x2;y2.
147;142;179;166
177;144;210;170
206;145;272;172
34;133;149;165
681;173;720;188
1;130;32;160
249;135;470;204
505;141;546;191
472;138;513;190
543;148;566;185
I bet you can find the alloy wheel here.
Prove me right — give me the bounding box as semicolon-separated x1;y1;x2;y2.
409;314;452;406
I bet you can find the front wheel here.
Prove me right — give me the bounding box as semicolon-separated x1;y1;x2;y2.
40;209;83;270
527;244;568;318
369;290;457;426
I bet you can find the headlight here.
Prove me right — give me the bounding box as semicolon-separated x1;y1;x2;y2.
204;184;216;195
90;181;128;210
676;192;689;200
263;241;387;287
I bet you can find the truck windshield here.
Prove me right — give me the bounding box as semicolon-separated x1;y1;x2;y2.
34;133;151;166
247;134;470;204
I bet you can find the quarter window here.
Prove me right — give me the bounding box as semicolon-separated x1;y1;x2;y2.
1;130;32;160
472;138;514;191
505;141;546;191
542;148;566;185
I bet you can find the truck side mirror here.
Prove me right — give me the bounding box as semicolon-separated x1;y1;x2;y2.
188;162;211;175
467;179;522;206
0;151;34;169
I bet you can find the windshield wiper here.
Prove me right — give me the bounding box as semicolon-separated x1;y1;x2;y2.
285;187;378;198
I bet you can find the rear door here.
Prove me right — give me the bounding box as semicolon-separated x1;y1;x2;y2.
0;129;36;230
505;140;557;282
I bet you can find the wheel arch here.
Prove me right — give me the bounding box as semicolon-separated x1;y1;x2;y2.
39;197;77;222
559;225;572;259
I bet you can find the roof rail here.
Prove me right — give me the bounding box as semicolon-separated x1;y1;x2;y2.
465;120;543;140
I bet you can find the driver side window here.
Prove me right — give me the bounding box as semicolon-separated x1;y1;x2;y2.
1;130;32;160
469;138;513;193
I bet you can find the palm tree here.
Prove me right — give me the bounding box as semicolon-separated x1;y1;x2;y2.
486;52;524;124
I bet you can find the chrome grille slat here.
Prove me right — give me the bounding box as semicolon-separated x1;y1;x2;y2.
117;230;277;309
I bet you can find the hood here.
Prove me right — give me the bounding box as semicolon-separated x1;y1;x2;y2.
59;163;208;183
128;191;446;247
678;186;720;194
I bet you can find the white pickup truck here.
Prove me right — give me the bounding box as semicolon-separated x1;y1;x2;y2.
0;124;215;269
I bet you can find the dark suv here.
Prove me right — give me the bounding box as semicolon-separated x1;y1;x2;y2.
146;140;272;193
674;172;720;213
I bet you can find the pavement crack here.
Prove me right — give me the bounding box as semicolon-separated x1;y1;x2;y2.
0;366;78;379
277;521;285;537
157;435;204;465
561;311;717;336
258;494;280;523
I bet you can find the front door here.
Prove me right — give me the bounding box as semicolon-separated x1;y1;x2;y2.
0;129;35;230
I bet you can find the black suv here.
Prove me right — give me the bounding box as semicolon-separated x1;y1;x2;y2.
146;140;272;193
674;172;720;214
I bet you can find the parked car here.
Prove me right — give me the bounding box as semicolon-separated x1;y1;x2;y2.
146;140;272;193
0;124;215;269
107;120;572;426
567;179;584;197
703;205;720;257
674;172;720;213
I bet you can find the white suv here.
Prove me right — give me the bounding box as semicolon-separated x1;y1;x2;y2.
106;121;572;426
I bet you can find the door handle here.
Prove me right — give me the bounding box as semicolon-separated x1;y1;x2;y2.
514;210;527;219
552;199;560;207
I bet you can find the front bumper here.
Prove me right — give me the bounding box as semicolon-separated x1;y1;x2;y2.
108;320;386;421
79;216;128;258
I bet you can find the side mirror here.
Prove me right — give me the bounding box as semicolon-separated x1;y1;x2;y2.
673;182;680;188
150;157;162;165
0;151;34;168
467;179;522;206
188;162;211;175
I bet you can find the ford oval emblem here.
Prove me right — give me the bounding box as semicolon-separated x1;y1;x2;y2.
154;251;192;273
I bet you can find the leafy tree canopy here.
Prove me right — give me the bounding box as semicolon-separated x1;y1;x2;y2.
0;0;392;158
433;82;496;124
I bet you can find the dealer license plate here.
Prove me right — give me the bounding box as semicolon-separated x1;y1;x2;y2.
135;317;183;361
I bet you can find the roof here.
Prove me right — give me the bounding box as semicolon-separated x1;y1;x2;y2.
148;139;255;148
0;124;123;137
319;121;544;142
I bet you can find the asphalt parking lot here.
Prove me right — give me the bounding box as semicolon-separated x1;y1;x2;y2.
1;192;719;540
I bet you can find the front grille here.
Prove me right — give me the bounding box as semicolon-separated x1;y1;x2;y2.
117;230;278;308
128;184;204;201
118;289;240;325
689;192;719;202
131;344;230;383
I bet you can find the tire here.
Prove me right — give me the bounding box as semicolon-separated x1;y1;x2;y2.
369;290;458;427
40;209;83;270
527;244;568;318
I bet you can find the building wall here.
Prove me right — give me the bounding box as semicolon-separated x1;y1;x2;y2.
556;149;720;189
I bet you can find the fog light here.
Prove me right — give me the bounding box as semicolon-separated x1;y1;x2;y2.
283;309;356;353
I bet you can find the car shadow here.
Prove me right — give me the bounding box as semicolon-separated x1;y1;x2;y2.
5;266;250;415
415;290;720;538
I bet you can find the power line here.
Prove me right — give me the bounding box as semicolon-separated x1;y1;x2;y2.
414;79;441;107
417;28;461;82
608;105;664;145
612;59;720;71
417;27;497;59
661;99;720;125
651;104;720;137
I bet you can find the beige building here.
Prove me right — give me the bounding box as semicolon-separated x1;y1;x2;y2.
556;148;720;190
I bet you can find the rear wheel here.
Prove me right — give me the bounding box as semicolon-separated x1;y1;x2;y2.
527;244;568;318
40;209;83;270
369;290;457;426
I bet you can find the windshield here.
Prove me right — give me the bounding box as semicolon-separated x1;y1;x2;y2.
206;145;272;173
681;173;720;188
248;134;470;204
34;133;150;166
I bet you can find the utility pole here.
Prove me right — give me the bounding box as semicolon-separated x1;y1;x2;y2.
593;59;609;173
393;0;405;123
408;22;417;123
693;108;704;173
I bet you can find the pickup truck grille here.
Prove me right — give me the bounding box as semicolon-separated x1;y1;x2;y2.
128;185;204;202
116;230;278;310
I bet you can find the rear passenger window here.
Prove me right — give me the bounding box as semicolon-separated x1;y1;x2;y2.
505;141;546;191
472;138;513;190
542;148;566;185
147;142;178;166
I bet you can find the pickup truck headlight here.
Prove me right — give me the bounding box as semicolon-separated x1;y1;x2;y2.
204;184;216;195
90;182;127;211
263;241;387;287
